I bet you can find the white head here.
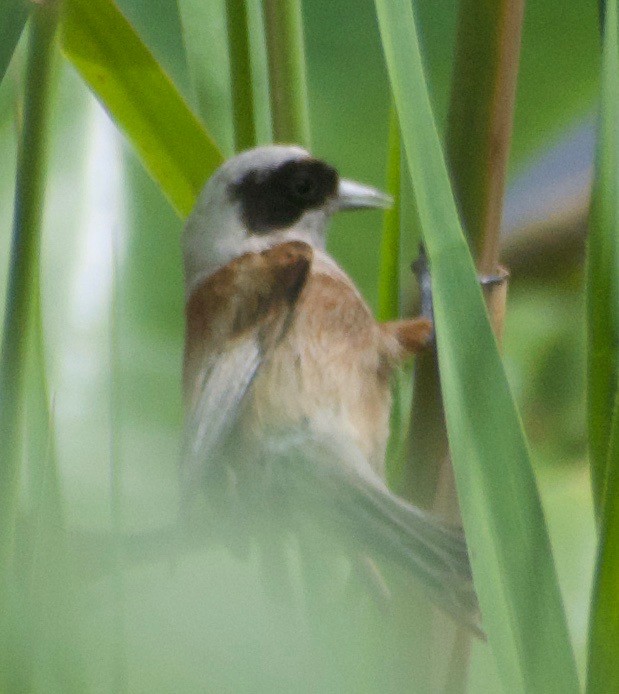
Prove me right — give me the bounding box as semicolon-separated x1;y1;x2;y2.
183;144;391;294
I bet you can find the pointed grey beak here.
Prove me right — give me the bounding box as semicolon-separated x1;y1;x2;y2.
335;178;393;211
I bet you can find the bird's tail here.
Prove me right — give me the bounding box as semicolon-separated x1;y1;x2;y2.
268;431;483;637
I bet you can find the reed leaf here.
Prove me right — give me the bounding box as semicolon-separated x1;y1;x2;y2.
587;0;619;517
586;0;619;689
374;0;579;690
61;0;223;218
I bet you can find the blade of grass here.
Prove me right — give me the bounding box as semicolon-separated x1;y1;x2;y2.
586;1;619;690
587;0;619;518
0;0;59;580
374;1;579;691
262;0;310;146
588;391;619;692
0;0;30;85
61;0;223;218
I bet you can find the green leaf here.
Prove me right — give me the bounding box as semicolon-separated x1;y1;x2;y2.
588;394;619;692
61;0;223;218
587;0;619;517
0;0;30;85
587;1;619;690
374;1;579;691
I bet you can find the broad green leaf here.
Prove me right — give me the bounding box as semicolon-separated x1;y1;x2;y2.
115;0;192;100
587;1;619;690
374;1;579;691
0;0;30;85
61;0;223;218
587;0;619;517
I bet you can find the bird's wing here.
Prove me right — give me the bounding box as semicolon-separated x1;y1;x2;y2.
267;430;482;635
182;241;313;488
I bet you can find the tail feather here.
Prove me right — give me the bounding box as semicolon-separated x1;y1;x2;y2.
267;433;483;636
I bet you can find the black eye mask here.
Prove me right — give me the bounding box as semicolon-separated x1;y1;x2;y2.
229;159;339;234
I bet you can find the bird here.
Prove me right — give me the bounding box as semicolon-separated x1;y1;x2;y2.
181;144;480;632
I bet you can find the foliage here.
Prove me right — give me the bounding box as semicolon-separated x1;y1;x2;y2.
0;0;604;691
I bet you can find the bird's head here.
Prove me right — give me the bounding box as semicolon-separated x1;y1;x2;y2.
183;145;391;294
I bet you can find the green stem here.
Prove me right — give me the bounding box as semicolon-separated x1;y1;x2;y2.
262;0;310;146
0;3;59;576
377;104;401;323
226;0;257;152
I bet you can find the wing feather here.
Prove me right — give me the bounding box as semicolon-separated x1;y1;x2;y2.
181;241;313;488
182;338;262;486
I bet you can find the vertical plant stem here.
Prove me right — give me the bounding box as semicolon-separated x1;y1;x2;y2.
377;104;401;323
0;1;59;577
262;0;310;146
226;0;257;152
447;0;525;274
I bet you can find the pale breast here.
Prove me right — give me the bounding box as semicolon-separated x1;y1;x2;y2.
245;256;394;475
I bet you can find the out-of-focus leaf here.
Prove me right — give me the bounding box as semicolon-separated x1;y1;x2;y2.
374;1;579;691
587;0;619;516
115;0;192;99
0;0;29;85
587;1;619;691
61;0;223;217
177;0;234;154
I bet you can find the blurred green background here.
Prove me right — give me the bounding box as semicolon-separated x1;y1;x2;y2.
0;0;599;690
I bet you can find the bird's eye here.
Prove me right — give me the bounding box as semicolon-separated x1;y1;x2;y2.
289;170;318;200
